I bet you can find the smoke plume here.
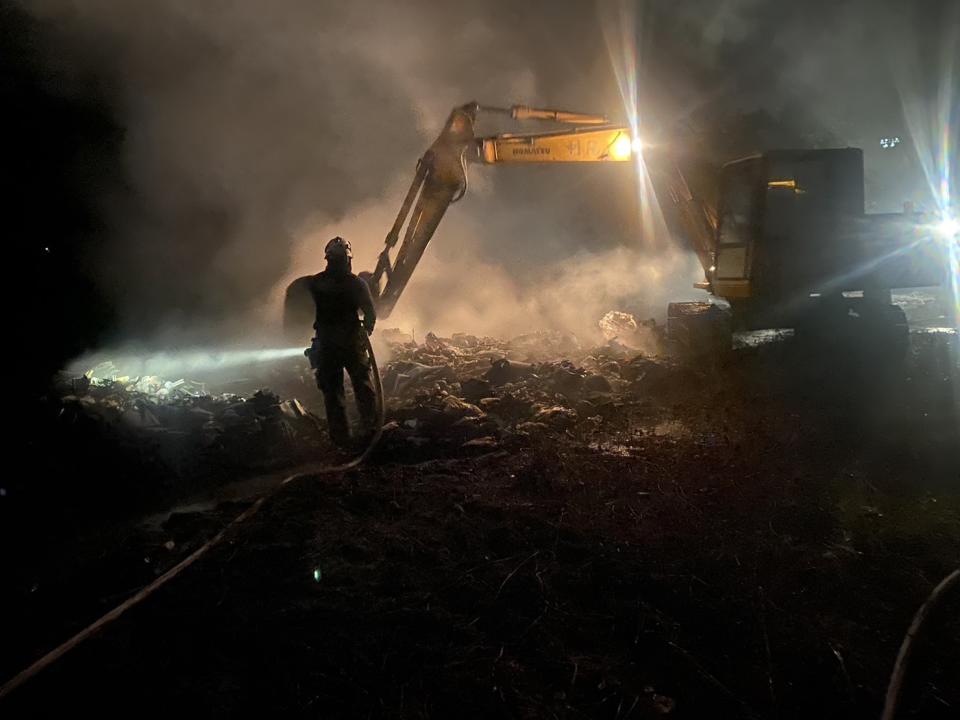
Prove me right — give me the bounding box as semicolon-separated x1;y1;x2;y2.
16;0;957;351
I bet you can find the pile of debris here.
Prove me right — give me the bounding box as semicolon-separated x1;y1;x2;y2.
39;313;693;471
5;314;710;549
377;323;697;455
46;368;326;479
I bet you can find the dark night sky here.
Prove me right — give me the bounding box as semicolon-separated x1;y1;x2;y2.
4;0;957;372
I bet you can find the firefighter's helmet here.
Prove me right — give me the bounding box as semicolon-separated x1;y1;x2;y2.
324;236;352;261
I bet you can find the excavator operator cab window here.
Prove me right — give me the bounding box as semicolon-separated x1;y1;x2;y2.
765;151;864;216
761;151;866;295
715;159;764;292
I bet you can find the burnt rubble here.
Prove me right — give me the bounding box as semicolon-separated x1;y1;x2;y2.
375;326;699;455
42;321;691;476
21;372;328;526
51;375;322;458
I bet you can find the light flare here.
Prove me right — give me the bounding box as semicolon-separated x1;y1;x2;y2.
71;346;306;381
934;214;959;240
599;0;670;248
892;9;959;326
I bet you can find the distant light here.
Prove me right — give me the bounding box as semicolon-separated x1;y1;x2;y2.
880;136;901;149
44;247;51;253
708;265;716;273
313;568;322;582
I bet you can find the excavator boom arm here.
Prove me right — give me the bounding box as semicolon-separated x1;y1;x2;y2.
366;103;633;318
478;126;633;164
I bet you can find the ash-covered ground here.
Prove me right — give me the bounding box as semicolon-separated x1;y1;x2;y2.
2;311;958;719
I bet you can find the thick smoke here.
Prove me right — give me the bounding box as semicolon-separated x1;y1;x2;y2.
19;0;957;350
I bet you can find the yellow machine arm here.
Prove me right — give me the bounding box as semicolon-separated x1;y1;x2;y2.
641;150;720;288
478;126;634;164
365;102;634;317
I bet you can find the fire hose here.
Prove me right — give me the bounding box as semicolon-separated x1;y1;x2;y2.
298;331;385;473
0;335;385;700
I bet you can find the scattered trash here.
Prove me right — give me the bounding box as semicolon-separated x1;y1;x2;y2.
279;398;308;419
485;358;537;386
461;436;499;450
533;405;579;429
599;310;639;341
379;328;415;346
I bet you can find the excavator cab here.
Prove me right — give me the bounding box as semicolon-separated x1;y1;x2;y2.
665;147;948;352
712;149;868;313
705;149;946;330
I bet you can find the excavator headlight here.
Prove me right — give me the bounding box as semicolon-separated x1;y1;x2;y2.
610;133;633;161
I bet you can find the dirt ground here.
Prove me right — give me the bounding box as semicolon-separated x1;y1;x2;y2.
2;331;958;719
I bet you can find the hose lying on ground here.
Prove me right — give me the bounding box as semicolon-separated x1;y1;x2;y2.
0;335;385;701
880;567;960;720
291;332;385;477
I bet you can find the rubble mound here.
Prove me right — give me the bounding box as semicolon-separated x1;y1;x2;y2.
376;326;692;457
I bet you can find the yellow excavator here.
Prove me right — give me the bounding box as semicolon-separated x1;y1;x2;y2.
286;101;952;352
645;144;951;351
